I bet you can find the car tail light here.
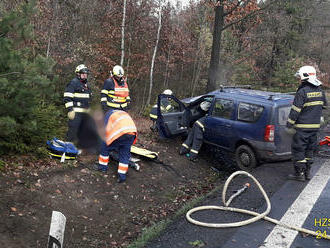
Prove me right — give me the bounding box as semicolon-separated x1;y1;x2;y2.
264;125;274;142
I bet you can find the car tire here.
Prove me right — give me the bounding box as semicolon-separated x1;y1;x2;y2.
235;145;257;171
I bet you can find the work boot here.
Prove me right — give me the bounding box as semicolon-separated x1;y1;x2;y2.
304;163;311;180
150;124;157;132
179;146;189;155
117;173;126;183
288;168;305;182
93;164;108;172
187;153;198;163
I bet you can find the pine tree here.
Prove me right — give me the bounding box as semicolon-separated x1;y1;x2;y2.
0;1;62;155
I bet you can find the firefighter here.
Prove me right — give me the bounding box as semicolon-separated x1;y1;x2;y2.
179;101;211;162
149;89;174;131
100;65;130;113
286;65;328;181
95;110;137;183
64;64;92;143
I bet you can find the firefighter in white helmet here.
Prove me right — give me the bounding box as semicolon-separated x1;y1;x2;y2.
287;65;327;181
149;89;174;131
100;65;130;112
64;64;92;143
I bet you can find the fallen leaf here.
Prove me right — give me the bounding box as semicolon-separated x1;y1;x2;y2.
11;207;17;212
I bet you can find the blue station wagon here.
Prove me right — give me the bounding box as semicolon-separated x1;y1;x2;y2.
156;86;295;170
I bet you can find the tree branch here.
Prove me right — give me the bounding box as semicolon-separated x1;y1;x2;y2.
0;72;21;77
221;1;274;31
224;0;246;17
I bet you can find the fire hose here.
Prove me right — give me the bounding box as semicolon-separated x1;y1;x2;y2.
186;170;330;239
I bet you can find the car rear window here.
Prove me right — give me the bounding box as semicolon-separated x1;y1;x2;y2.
278;106;291;125
238;102;264;122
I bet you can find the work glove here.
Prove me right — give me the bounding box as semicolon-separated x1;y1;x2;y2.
320;116;325;126
117;173;126;183
68;111;75;120
285;127;296;135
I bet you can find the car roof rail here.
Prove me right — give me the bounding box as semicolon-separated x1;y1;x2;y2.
285;92;296;95
219;85;252;92
268;91;295;100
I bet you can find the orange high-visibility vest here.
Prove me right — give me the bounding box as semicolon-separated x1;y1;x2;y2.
113;77;129;98
105;110;137;146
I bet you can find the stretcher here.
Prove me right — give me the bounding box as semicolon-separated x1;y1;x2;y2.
109;145;159;171
130;145;159;160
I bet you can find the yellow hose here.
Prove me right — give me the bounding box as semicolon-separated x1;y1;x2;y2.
186;170;330;240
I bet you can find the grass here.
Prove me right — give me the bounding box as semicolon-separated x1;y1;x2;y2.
126;178;225;248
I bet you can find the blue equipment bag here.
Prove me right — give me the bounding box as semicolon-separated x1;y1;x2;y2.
46;138;79;162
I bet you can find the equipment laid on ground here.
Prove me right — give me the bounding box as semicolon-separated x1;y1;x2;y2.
46;138;79;162
131;145;158;160
318;136;330;157
186;170;330;240
319;136;330;146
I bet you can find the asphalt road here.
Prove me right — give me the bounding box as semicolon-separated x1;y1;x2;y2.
146;154;330;248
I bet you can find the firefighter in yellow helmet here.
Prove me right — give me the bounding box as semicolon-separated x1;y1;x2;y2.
100;65;130;113
287;65;327;181
63;64;92;143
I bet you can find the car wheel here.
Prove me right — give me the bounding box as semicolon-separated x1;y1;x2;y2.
235;145;257;171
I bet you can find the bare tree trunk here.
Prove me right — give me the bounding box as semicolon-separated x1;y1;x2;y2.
163;28;173;88
191;12;207;96
125;33;132;83
207;0;224;92
147;5;162;106
120;0;127;66
46;37;51;57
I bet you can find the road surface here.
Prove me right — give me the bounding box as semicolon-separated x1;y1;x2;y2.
146;155;330;248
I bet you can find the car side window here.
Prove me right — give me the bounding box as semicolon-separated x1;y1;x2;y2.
238;102;264;122
212;98;234;119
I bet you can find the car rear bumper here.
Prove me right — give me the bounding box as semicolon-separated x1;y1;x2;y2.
248;140;291;162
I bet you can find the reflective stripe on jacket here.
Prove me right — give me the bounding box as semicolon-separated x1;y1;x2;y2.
64;77;92;112
101;77;130;110
105;110;137;146
287;81;327;130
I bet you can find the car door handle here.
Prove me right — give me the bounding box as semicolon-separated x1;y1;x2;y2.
225;124;231;127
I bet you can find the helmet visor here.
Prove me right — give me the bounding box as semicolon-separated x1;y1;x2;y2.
80;68;89;74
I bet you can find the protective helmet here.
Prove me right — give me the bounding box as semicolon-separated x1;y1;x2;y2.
113;65;124;77
75;64;89;74
163;89;173;95
295;66;322;86
200;101;211;111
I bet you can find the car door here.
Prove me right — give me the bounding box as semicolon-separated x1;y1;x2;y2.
156;94;188;138
204;98;236;150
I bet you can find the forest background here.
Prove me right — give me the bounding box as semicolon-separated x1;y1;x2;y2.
0;0;330;158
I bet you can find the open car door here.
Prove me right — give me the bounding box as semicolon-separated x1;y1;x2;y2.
156;94;189;138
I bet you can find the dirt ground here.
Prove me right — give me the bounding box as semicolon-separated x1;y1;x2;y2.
0;117;223;248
